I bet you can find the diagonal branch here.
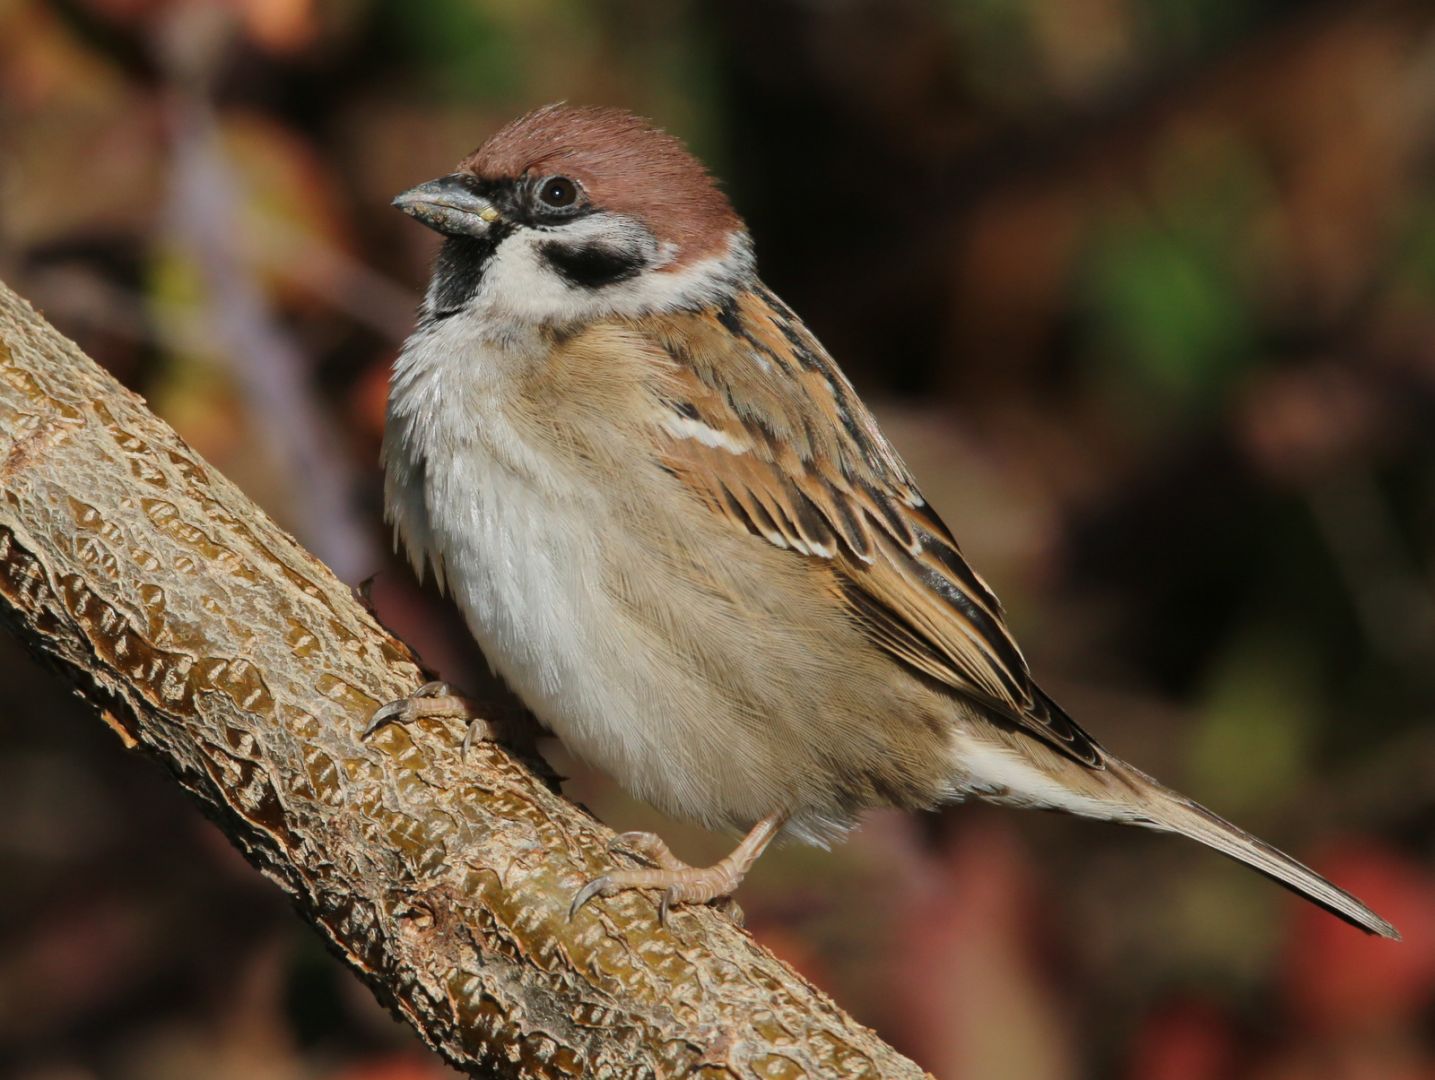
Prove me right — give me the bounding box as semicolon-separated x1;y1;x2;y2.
0;280;928;1080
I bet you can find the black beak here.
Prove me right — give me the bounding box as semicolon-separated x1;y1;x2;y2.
392;175;501;238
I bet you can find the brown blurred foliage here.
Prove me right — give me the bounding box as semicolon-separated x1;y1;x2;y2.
2;1;1434;1077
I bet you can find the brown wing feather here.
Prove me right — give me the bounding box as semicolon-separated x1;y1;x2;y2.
640;287;1104;768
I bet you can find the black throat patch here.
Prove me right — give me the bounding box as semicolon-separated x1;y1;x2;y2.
429;229;511;317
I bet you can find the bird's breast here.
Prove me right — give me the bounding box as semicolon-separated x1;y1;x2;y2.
382;321;960;842
385;335;714;811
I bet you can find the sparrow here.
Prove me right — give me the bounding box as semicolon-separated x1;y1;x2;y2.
374;103;1397;937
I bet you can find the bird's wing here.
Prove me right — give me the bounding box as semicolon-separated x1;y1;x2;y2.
637;286;1104;768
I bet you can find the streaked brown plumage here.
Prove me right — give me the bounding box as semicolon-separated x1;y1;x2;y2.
647;289;1101;767
377;104;1399;938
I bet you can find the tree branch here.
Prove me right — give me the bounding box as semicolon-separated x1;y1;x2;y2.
0;280;928;1080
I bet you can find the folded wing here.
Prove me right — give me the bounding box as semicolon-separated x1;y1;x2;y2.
638;287;1104;768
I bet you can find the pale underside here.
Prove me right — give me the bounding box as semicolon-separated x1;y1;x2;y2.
383;259;1130;845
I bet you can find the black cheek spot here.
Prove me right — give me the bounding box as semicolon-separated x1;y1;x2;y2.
539;240;646;289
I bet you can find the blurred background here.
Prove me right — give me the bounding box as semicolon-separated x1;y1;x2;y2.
3;0;1435;1077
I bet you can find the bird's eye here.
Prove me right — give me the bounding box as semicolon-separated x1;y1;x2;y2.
538;176;579;209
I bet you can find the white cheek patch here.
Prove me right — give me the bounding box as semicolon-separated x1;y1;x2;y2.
467;224;754;329
487;235;579;318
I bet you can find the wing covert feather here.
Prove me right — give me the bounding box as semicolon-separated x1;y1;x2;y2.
637;288;1103;768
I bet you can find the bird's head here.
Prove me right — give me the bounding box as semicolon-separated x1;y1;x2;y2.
394;104;753;328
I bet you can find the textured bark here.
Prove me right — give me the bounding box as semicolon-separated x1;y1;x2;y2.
0;280;929;1080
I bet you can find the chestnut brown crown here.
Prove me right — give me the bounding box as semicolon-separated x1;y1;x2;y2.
459;104;744;267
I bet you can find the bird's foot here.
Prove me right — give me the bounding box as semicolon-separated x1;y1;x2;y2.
569;848;743;926
569;813;786;926
364;680;494;757
612;830;688;871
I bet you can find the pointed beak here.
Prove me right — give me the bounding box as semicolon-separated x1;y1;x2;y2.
392;175;502;238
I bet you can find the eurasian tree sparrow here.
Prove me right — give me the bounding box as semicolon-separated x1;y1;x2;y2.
373;104;1397;937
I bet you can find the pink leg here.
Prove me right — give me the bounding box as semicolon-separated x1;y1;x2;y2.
570;812;788;925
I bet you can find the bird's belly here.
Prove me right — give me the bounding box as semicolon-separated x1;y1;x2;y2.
409;425;957;844
424;449;730;822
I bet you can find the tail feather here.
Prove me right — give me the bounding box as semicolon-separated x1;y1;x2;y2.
1128;770;1399;940
952;717;1399;938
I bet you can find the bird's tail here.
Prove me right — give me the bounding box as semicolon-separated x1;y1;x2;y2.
1112;762;1399;939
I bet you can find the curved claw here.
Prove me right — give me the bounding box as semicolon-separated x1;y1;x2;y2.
658;886;679;927
568;876;613;920
461;718;482;761
362;699;407;739
364;682;462;741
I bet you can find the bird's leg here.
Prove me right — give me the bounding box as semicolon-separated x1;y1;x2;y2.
365;680;507;757
570;811;788;925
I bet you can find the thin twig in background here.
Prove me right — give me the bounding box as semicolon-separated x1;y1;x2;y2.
158;6;375;581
